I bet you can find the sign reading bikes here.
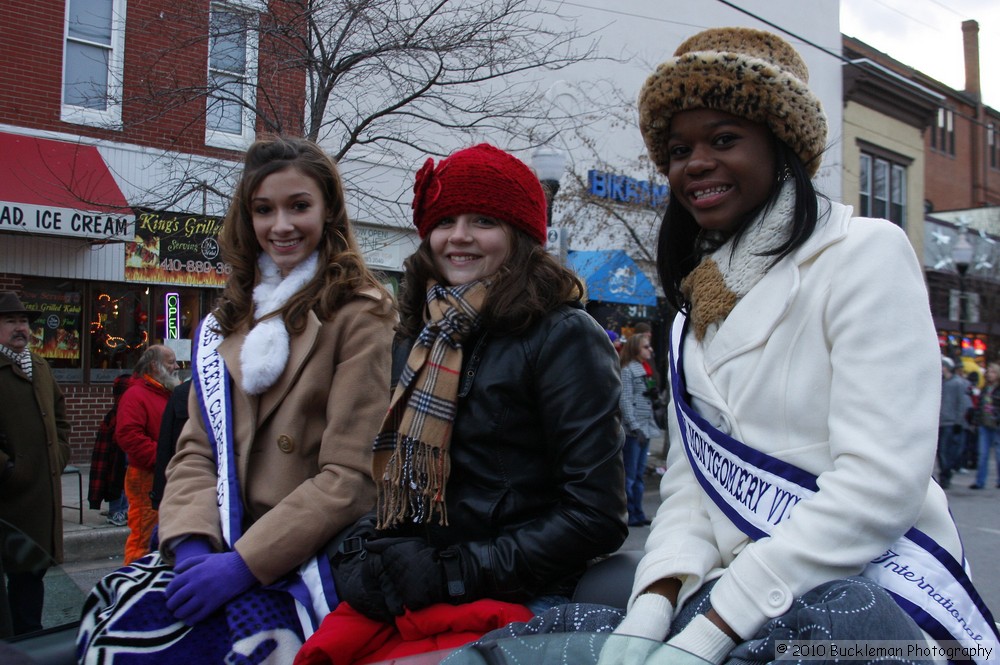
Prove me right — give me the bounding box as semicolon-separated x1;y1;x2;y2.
125;210;230;287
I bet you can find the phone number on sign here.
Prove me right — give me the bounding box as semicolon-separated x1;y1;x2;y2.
159;258;232;275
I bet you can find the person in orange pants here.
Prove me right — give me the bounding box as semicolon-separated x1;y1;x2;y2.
115;345;179;564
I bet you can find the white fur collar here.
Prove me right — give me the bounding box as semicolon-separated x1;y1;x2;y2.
240;252;319;395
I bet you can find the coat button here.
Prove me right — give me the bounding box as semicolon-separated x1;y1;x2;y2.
277;434;294;453
768;590;784;606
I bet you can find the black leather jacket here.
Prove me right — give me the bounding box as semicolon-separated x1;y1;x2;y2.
387;302;628;600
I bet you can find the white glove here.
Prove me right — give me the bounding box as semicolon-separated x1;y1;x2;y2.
596;594;674;665
614;593;674;641
663;614;736;665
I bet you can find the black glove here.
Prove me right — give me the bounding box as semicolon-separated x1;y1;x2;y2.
0;459;13;485
328;516;404;622
332;548;403;622
369;538;477;612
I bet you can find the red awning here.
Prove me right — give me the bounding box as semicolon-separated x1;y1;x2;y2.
0;131;128;213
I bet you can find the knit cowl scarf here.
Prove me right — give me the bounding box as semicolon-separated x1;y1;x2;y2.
681;181;795;343
239;251;319;395
372;279;488;529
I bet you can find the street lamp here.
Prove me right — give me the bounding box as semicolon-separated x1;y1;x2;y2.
531;146;566;225
952;226;974;361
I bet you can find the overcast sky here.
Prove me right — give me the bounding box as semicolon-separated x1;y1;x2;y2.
840;0;1000;109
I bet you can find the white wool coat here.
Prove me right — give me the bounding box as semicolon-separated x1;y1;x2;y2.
631;200;959;639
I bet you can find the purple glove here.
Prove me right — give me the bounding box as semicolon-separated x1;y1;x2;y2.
171;537;213;568
165;551;258;625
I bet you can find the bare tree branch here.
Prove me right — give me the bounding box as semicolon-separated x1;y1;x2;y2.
83;0;617;224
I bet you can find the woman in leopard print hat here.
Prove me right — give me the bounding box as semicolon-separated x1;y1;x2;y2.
606;26;1000;665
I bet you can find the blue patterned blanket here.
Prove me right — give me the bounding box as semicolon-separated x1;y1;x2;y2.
77;552;306;664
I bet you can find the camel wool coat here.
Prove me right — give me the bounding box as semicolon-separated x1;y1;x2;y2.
159;288;394;585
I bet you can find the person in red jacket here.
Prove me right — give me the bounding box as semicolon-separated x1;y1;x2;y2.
115;344;179;564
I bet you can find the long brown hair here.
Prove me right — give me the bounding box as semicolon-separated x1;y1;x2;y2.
619;333;649;367
396;227;585;339
213;136;389;335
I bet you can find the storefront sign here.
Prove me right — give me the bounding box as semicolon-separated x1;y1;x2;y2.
125;210;230;287
588;170;669;209
0;201;134;240
22;291;83;361
165;292;181;339
355;224;411;270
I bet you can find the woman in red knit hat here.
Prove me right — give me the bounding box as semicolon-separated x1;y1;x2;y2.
320;143;628;636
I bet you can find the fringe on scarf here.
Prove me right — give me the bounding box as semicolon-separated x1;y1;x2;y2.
374;434;451;528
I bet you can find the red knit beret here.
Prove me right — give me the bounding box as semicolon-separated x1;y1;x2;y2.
411;143;548;244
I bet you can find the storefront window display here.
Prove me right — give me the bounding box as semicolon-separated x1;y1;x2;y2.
89;283;151;381
15;279;220;383
21;280;85;383
151;286;207;375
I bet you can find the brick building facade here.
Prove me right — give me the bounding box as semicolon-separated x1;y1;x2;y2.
844;22;1000;367
0;0;305;462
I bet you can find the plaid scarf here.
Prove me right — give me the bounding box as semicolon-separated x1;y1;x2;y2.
373;280;488;528
0;344;32;380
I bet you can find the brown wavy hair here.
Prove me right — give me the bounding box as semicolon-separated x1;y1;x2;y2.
213;136;390;336
618;332;649;367
396;226;585;339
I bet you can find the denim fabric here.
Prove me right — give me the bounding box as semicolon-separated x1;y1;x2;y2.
936;425;963;487
526;594;572;615
109;491;128;514
622;434;650;524
671;577;930;665
473;577;931;665
474;602;624;643
975;426;1000;487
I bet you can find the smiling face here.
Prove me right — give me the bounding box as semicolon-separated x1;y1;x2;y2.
666;108;777;235
429;214;511;285
251;166;327;276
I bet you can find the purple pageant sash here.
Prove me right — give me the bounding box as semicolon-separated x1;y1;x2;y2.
193;314;338;636
668;315;999;663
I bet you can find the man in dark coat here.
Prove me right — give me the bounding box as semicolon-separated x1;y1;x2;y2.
150;378;190;511
0;291;71;636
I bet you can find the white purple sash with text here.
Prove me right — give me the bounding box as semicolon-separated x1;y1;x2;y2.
668;314;999;663
193;315;338;636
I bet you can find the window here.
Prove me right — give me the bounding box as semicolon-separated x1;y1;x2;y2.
89;283;150;381
61;0;126;128
21;280;84;383
205;3;258;149
890;164;906;225
859;153;870;218
931;107;955;156
858;151;908;227
949;289;980;323
989;123;998;170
